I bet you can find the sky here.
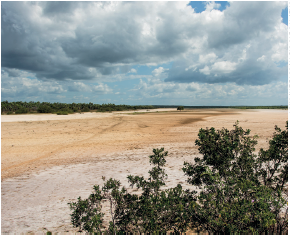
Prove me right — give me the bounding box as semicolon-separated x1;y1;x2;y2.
1;1;288;106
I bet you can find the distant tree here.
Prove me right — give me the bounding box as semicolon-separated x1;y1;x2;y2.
15;108;29;114
177;106;184;111
37;104;53;113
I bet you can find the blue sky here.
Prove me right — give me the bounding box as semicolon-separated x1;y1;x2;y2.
1;1;288;106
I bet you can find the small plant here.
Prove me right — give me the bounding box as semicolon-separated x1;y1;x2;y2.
69;148;197;233
69;185;104;233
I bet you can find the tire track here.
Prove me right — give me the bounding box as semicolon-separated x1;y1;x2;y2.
2;116;125;175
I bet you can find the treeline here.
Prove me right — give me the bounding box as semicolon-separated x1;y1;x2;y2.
1;101;155;114
1;101;287;115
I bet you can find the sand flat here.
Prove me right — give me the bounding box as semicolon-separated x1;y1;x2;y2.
1;108;288;233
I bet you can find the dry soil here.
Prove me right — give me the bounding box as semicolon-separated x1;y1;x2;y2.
1;108;288;233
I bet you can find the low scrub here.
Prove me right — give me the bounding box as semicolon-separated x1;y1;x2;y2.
69;122;288;233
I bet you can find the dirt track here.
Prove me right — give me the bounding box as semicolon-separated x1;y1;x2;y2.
1;108;288;233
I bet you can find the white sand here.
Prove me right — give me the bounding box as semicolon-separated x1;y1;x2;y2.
1;108;176;123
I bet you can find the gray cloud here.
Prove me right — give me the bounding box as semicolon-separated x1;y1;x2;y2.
2;2;190;81
207;1;287;49
1;1;287;87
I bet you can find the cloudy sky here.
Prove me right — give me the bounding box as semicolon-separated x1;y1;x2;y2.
1;1;288;106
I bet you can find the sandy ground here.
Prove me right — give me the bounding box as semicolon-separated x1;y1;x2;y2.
1;108;288;233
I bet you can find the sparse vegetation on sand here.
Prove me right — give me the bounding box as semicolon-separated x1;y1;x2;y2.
69;122;288;233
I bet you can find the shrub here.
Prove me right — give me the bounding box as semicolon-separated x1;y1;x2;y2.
15;108;29;114
177;106;184;111
56;111;69;115
57;108;73;114
69;122;288;233
69;148;197;233
183;121;288;233
81;107;90;112
37;105;53;113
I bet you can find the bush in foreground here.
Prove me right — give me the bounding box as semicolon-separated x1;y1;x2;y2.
69;122;288;233
183;121;288;233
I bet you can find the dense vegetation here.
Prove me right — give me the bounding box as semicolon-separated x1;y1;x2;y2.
69;122;288;233
1;101;155;114
1;101;287;115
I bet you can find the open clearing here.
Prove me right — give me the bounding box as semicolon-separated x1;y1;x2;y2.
1;108;288;233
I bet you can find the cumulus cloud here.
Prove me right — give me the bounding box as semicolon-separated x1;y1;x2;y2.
1;68;112;102
1;69;67;101
92;84;112;94
1;1;288;104
132;77;287;105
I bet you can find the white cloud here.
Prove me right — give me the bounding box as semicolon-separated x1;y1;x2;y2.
132;77;287;105
257;55;266;62
68;82;91;92
211;61;237;74
199;66;211;75
205;1;221;12
199;53;218;64
128;68;137;74
92;84;112;94
152;67;169;77
2;1;287;85
1;1;287;105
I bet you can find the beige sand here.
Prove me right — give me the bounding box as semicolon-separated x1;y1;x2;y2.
1;108;288;233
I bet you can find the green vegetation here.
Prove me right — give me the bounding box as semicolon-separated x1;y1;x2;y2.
1;101;155;115
183;121;288;233
68;122;288;233
1;101;287;115
56;111;69;115
37;104;53;113
177;106;184;111
14;108;29;114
